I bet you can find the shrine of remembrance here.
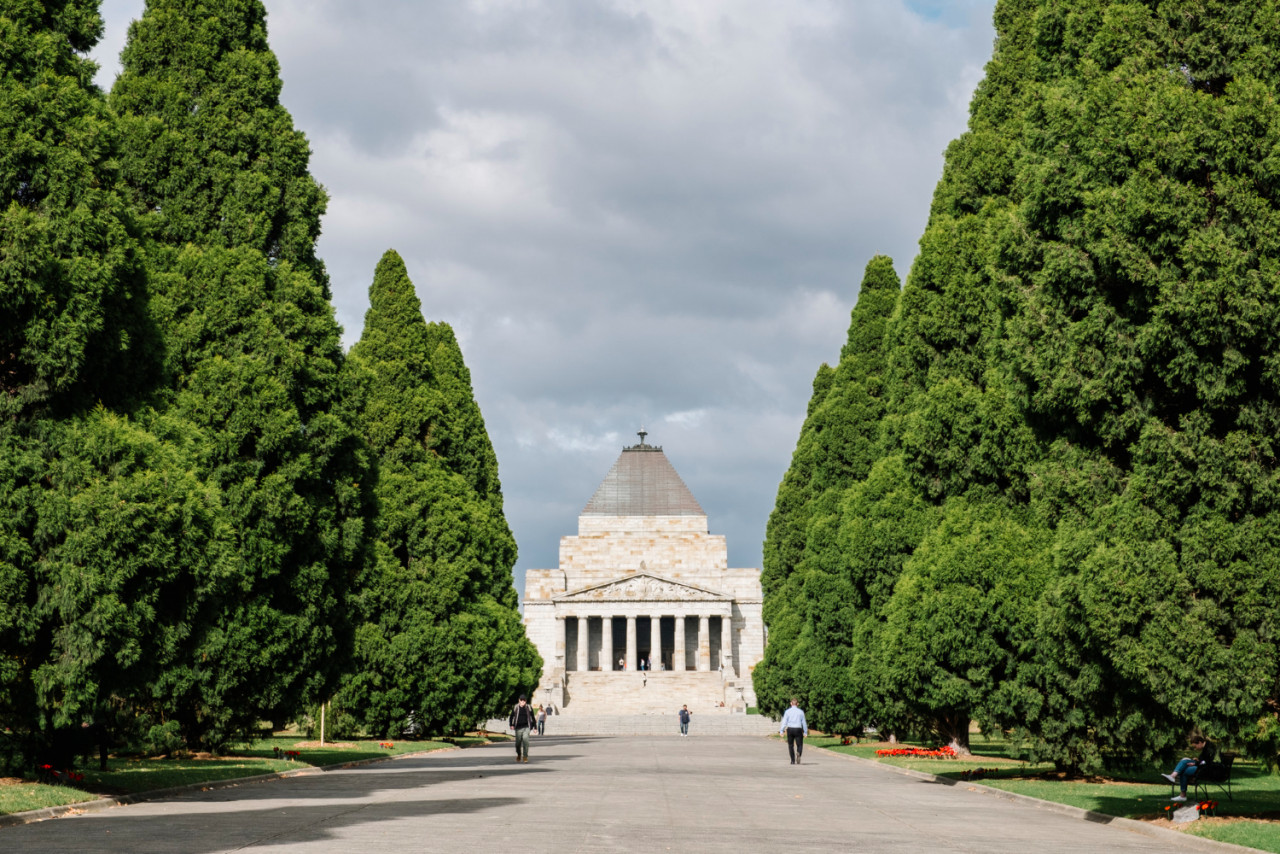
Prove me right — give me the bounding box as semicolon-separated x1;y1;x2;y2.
522;433;764;715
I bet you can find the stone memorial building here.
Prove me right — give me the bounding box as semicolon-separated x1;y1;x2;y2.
523;432;764;715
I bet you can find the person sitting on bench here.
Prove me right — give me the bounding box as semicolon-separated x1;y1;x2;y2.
1162;734;1216;802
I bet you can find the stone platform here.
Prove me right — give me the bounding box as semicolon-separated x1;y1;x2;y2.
485;713;779;736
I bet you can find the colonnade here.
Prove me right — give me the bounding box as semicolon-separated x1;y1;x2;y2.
560;613;733;674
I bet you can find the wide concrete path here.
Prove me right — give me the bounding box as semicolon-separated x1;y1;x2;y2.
1;736;1227;853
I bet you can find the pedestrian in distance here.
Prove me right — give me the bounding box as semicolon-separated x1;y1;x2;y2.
509;694;536;762
780;698;807;765
537;704;547;736
678;704;691;737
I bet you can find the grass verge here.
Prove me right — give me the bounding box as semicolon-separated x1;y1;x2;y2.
816;736;1280;852
1;733;481;817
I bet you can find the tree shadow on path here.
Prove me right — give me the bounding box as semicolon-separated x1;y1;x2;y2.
1;743;575;852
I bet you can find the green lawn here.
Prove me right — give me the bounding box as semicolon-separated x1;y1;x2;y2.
816;736;1280;852
1;734;467;817
0;782;100;816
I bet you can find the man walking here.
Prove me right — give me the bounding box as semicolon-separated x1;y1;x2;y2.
678;705;691;737
780;698;808;765
509;694;536;762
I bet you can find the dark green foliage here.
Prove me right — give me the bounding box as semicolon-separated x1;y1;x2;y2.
991;0;1280;768
337;251;540;737
109;0;369;745
0;413;232;754
875;499;1050;750
0;0;152;417
755;257;900;729
110;0;327;283
763;0;1280;769
0;0;227;769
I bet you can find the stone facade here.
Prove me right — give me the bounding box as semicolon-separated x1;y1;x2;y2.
523;436;764;714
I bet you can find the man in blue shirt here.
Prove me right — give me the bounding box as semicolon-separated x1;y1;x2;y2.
779;698;808;765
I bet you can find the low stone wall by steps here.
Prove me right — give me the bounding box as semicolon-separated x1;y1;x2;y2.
484;714;779;736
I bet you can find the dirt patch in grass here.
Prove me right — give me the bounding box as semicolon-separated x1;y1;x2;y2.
0;777;23;786
292;741;356;749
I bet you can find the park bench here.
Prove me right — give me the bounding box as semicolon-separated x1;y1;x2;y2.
1168;753;1236;801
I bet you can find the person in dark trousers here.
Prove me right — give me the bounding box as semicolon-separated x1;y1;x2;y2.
678;705;691;736
1163;735;1218;801
779;698;808;765
509;695;536;762
536;704;547;736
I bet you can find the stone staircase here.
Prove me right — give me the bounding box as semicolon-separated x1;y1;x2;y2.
484;713;778;736
559;670;738;714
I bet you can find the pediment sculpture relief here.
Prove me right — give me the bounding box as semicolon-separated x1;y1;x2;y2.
556;573;726;603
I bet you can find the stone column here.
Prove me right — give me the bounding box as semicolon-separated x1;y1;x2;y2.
673;614;686;671
601;615;614;671
649;615;661;669
721;613;734;675
625;615;637;670
556;615;567;667
697;615;711;671
576;615;589;672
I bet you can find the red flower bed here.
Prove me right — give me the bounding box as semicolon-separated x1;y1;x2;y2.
875;745;957;759
37;764;84;784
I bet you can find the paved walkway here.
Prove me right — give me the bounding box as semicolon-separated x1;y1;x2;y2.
1;736;1238;853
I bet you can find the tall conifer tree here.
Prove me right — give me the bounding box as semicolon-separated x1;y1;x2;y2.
0;0;229;762
756;256;899;729
778;0;1280;769
338;251;539;737
109;0;369;744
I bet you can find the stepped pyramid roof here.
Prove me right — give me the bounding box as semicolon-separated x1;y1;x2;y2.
582;431;705;517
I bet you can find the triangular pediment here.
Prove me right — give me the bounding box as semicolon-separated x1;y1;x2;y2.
554;572;728;603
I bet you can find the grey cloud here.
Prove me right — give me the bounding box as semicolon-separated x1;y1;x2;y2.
92;0;998;595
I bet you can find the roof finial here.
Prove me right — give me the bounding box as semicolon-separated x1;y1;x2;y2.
637;426;648;446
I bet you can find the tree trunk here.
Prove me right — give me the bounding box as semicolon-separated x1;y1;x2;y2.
939;713;971;756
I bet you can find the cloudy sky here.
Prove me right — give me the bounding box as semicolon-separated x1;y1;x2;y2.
92;0;997;592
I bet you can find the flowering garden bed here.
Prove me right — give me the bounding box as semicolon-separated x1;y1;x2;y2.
875;745;956;759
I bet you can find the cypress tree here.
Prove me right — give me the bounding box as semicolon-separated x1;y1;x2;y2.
109;0;369;745
109;0;326;281
756;256;900;728
338;251;539;737
999;0;1280;768
0;0;228;763
807;0;1280;769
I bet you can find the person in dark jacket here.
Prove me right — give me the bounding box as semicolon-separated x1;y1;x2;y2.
509;695;536;762
1163;735;1217;801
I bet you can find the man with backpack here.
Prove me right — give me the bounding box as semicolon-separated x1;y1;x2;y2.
509;695;536;762
677;705;691;737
